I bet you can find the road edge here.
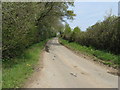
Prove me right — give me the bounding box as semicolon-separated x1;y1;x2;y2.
58;38;119;76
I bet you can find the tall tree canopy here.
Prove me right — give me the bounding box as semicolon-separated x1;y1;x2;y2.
2;2;75;59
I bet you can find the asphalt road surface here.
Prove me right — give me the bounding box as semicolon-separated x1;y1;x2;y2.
25;38;118;88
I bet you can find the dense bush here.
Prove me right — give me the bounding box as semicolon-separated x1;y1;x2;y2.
62;16;120;54
62;24;72;41
2;2;75;59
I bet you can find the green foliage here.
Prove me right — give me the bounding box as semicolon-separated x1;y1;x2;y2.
85;16;120;54
2;2;75;59
60;38;119;67
63;24;72;40
2;40;48;88
61;15;120;54
71;26;81;42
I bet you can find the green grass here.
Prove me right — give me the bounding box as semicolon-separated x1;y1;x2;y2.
2;39;48;88
59;38;120;68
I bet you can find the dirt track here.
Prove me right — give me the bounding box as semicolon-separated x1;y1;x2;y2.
25;38;118;88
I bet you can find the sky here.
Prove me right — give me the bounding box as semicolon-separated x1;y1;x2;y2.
66;2;118;31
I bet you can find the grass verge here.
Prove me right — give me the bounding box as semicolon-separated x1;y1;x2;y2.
2;39;49;88
59;38;120;69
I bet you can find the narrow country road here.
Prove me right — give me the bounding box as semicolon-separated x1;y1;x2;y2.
25;38;118;88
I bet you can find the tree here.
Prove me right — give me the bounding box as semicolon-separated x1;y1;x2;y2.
71;26;81;42
63;24;72;40
2;2;75;59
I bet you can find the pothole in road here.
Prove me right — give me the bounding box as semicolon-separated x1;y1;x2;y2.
52;55;56;60
81;72;85;75
70;72;77;77
73;66;77;68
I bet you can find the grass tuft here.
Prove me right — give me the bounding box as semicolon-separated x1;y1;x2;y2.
59;38;119;68
2;40;48;88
